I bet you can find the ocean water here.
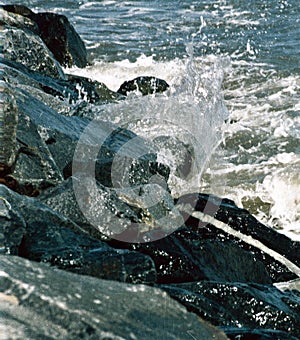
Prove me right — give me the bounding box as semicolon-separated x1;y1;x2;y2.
3;0;299;240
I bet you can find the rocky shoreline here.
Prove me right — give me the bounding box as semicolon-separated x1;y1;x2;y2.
1;5;300;339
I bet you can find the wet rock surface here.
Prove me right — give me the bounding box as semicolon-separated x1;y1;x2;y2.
117;76;170;96
2;26;65;79
160;281;300;339
2;4;87;68
1;5;300;340
0;184;156;284
0;255;228;340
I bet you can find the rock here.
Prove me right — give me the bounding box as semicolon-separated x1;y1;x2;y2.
1;57;120;107
0;82;18;176
0;184;156;284
0;255;229;339
0;183;83;256
33;12;87;68
2;5;87;68
19;223;157;284
117;76;170;96
66;74;124;103
1;57;72;110
223;328;299;340
152;135;195;179
0;7;39;34
108;225;273;284
64;121;170;189
2;26;65;79
176;193;300;282
0;81;64;194
38;176;183;243
107;193;300;284
1;68;169;195
160;281;300;339
115;183;184;239
38;176;140;240
1;4;35;18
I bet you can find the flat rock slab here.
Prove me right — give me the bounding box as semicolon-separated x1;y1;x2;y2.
0;255;228;340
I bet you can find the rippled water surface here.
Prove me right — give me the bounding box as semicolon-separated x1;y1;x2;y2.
3;0;299;240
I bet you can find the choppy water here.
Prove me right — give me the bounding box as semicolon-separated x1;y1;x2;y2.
3;0;299;240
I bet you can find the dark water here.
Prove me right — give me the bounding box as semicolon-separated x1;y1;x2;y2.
3;0;299;69
2;0;300;239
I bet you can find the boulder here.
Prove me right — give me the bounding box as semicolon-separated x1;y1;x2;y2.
0;81;18;176
39;177;183;243
2;23;65;79
107;193;300;284
66;74;124;103
0;255;229;339
38;176;140;240
1;58;121;106
0;81;64;195
0;184;156;284
224;328;299;340
108;225;273;284
0;68;170;196
160;281;300;339
117;76;170;96
2;5;87;68
0;7;39;34
176;193;300;282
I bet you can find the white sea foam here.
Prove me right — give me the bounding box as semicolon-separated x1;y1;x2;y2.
201;60;300;241
65;54;185;92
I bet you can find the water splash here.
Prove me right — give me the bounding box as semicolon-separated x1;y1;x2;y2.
72;50;230;196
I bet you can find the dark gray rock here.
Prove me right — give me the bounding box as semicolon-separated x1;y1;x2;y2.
0;255;229;340
117;76;170;96
223;327;299;340
108;225;273;284
39;177;183;243
1;4;35;18
0;81;18;176
33;12;87;68
2;5;87;68
0;184;156;284
0;7;39;34
38;176;140;240
1;58;120;107
0;81;64;194
0;183;84;256
63;121;169;189
19;224;157;284
176;193;300;282
1;69;169;195
107;193;300;284
66;74;124;103
2;26;65;79
160;281;300;339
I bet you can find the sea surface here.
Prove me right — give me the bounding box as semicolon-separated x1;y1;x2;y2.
3;0;299;240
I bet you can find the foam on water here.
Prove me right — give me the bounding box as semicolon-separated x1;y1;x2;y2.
65;54;185;92
201;60;300;241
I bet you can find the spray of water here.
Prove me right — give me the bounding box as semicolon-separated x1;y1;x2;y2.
71;20;231;242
